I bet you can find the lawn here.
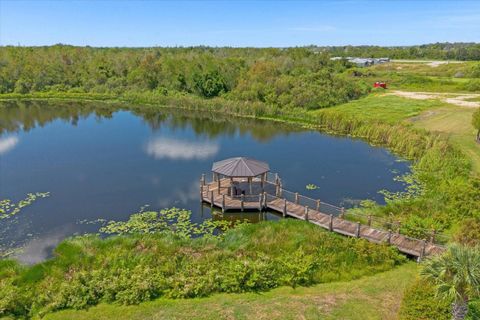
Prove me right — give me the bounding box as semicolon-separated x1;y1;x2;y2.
43;263;418;320
411;105;480;174
313;93;447;124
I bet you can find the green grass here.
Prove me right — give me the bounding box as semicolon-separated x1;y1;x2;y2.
411;105;480;174
42;263;417;320
313;93;447;124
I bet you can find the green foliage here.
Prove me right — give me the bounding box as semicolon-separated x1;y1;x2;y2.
421;244;480;319
399;278;451;320
472;108;480;141
321;43;480;60
0;219;405;318
454;216;480;247
0;46;368;110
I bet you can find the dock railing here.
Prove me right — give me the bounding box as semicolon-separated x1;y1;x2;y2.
201;173;450;250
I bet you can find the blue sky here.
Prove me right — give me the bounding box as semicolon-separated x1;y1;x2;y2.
1;1;479;47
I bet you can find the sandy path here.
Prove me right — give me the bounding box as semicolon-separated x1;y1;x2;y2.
389;90;480;108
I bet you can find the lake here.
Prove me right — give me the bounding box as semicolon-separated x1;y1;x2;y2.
0;100;410;263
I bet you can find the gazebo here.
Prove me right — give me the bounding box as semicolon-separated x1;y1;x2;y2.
211;157;270;196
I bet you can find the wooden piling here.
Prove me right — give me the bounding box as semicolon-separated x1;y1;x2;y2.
329;214;334;231
305;206;309;221
356;222;361;238
240;194;244;211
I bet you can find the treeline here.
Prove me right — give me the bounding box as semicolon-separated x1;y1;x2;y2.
0;45;369;110
316;42;480;60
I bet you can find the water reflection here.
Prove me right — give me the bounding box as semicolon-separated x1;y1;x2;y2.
0;135;19;154
145;137;219;160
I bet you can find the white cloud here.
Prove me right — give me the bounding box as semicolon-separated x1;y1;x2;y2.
145;137;219;160
0;136;19;155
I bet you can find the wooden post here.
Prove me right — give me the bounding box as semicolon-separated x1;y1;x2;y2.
295;192;299;204
201;174;206;185
367;215;372;227
275;173;279;185
356;222;361;238
283;199;287;217
396;221;401;234
305;206;309;221
316;199;320;211
429;229;435;244
240;194;244;212
210;190;214;207
329;214;334;231
387;229;392;244
258;194;262;211
275;184;280;197
340;207;345;219
217;177;221;195
419;239;427;261
263;192;267;208
200;184;204;202
222;194;226;213
212;172;216;182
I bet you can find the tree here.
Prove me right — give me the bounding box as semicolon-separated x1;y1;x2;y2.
421;244;480;320
472;108;480;143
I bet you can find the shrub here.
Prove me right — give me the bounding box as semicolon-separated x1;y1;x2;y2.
399;278;450;320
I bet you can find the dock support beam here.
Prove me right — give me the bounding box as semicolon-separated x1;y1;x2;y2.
305;206;309;221
316;200;320;211
258;194;263;211
329;214;334;231
263;192;267;208
367;215;372;227
222;194;226;213
356;222;361;238
283;199;287;217
387;229;392;244
295;193;299;204
240;194;244;211
210;191;214;207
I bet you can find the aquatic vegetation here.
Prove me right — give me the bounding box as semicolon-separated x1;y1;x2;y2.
0;192;49;220
99;207;247;240
305;183;319;190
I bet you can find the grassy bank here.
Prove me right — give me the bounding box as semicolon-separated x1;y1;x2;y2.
0;220;405;318
41;263;418;320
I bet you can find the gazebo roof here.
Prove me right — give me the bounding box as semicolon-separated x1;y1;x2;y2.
212;157;270;177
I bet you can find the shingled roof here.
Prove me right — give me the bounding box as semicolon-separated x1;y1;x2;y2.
211;157;270;177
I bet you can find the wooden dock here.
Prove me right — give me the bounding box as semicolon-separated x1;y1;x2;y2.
200;173;445;259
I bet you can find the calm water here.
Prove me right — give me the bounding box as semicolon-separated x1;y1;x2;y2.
0;100;410;263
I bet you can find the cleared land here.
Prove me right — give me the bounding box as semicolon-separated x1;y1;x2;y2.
43;263;417;320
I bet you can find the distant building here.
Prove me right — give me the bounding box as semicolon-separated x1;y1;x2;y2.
330;56;390;67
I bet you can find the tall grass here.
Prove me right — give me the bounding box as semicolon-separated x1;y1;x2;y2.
0;220;404;318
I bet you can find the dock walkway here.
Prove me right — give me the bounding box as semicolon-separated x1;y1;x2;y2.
200;173;445;259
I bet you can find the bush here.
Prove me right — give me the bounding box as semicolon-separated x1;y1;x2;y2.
399;278;450;320
0;219;405;318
